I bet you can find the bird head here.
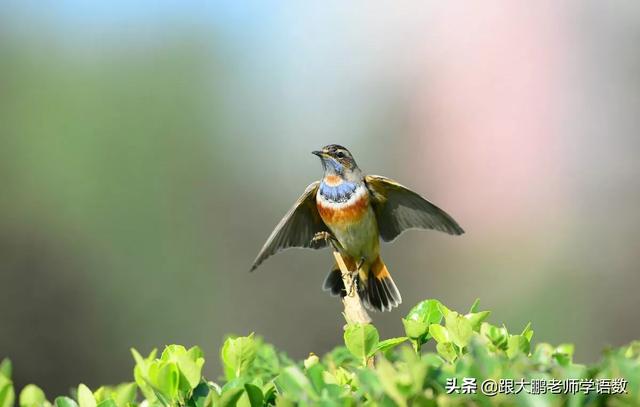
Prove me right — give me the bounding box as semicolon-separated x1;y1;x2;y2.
312;144;362;182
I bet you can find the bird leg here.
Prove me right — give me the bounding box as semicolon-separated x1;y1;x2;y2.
332;251;372;325
313;233;365;301
345;257;366;297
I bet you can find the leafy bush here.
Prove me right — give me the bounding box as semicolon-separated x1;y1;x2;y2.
1;299;638;406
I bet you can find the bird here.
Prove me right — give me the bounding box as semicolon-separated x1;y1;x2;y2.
250;144;464;312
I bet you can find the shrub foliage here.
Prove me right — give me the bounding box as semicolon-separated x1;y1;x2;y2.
1;299;638;406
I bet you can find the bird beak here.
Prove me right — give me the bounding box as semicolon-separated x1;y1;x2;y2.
312;150;325;158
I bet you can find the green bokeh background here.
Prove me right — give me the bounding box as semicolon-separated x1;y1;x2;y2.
1;1;639;396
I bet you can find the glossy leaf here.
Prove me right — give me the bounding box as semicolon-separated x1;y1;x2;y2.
275;366;316;400
76;384;95;407
221;334;257;379
374;337;409;354
428;324;449;344
343;323;379;362
507;335;530;359
244;383;263;407
0;383;13;407
436;342;457;363
217;387;244;407
19;384;46;407
54;397;78;407
464;311;491;331
0;360;11;380
445;312;473;348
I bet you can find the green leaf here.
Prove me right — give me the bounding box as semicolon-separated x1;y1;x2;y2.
468;298;480;313
403;300;446;349
0;382;14;407
521;322;534;341
303;354;319;370
54;397;78;407
436;342;457;363
356;369;382;399
161;345;205;391
262;383;276;406
625;341;640;359
188;346;204;361
0;360;11;379
273;395;295;407
343;323;379;362
405;300;444;325
374;337;409;354
436;302;452;318
401;319;429;340
506;335;530;358
95;401;117;407
76;384;95;407
555;343;574;356
305;364;325;395
112;383;137;407
375;358;407;407
445;312;473;348
186;382;210;407
131;348;154;366
428;324;449;344
421;353;444;369
275;366;316;400
243;384;263;407
148;361;180;401
553;343;574;366
19;384;46;407
464;311;491;331
221;334;257;380
532;343;554;365
130;348;158;402
218;387;244;407
221;378;245;394
480;323;509;349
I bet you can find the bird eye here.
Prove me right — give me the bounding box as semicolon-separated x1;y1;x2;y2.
336;151;345;158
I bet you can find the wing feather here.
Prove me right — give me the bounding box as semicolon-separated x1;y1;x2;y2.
365;175;464;242
250;181;328;271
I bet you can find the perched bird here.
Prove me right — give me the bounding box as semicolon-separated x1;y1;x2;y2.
251;144;464;312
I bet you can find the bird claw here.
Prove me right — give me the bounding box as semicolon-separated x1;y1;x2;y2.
348;274;358;297
312;232;357;295
342;259;365;297
311;231;343;252
341;269;359;297
312;231;330;242
311;231;330;248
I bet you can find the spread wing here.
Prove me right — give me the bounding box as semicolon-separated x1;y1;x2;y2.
365;175;464;242
251;181;328;271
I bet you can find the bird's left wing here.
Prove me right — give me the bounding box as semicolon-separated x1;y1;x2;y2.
365;175;464;242
251;181;328;271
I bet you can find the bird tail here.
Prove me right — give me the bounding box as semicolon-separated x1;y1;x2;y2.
359;256;402;312
323;255;401;312
323;263;346;297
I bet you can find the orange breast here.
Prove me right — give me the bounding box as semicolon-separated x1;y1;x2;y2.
317;194;369;227
323;175;342;186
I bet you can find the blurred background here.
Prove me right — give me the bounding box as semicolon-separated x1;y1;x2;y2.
2;0;640;396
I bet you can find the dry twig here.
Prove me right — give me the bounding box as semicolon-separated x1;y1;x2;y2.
332;251;372;325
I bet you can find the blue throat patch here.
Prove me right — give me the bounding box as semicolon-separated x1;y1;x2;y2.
319;181;358;203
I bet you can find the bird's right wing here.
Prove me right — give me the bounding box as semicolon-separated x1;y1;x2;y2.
251;181;329;271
